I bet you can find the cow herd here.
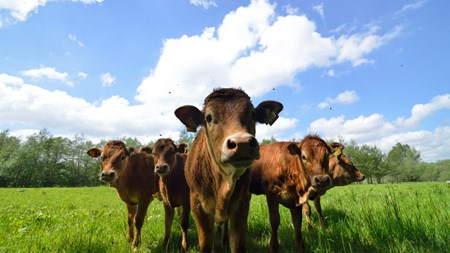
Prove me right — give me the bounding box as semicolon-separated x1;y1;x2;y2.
87;88;365;253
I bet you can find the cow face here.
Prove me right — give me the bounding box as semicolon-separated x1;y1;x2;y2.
328;142;365;186
152;138;177;176
175;88;283;177
288;135;333;188
87;140;130;185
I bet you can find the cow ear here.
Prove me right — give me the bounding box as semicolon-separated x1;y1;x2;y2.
140;146;153;154
175;105;204;132
127;147;137;156
255;101;283;125
87;148;101;158
287;143;301;156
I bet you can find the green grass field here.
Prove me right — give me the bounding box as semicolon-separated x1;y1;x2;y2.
0;183;448;253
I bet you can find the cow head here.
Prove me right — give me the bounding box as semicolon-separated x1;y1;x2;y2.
328;142;365;186
287;135;333;188
175;88;283;177
152;138;178;176
87;140;131;185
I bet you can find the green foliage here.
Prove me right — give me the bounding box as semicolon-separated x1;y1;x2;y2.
261;136;277;144
0;183;448;252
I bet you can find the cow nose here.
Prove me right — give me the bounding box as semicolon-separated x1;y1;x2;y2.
225;134;259;155
101;171;115;181
155;163;169;175
312;175;332;187
359;175;366;181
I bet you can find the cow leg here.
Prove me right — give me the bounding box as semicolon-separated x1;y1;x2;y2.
163;204;174;248
217;220;229;248
126;204;137;242
191;194;214;252
229;193;250;253
180;203;190;252
133;198;152;248
313;197;325;227
290;206;306;252
267;195;280;253
302;202;313;229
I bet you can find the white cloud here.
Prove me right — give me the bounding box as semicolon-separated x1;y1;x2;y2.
0;73;178;142
318;90;359;109
395;0;426;15
190;0;217;9
21;67;74;87
256;116;298;140
0;0;103;28
336;25;402;66
396;94;450;128
283;5;299;15
312;3;324;19
68;34;86;48
77;72;87;79
100;72;115;87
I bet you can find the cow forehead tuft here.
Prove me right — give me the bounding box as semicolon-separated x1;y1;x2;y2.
203;87;251;106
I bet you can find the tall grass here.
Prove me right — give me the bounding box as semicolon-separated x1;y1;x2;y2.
0;183;448;252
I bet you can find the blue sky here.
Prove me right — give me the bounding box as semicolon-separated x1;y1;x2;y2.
1;0;449;162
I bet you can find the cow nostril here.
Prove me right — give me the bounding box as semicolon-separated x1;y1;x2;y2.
249;137;258;148
227;139;237;150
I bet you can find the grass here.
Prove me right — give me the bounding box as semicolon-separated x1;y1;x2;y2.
0;183;448;252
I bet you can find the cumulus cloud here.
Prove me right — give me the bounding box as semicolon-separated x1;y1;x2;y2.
0;0;103;28
318;90;359;109
0;73;178;142
100;72;115;87
21;67;74;87
396;94;450;128
190;0;217;9
135;0;399;116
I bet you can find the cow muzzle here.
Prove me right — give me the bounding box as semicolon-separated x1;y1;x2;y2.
155;163;170;176
101;171;116;182
312;175;332;188
220;133;260;168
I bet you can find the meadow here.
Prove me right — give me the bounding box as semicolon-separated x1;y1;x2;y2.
0;183;448;253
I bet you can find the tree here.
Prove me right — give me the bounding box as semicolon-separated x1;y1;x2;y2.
384;143;422;182
261;136;277;144
178;129;194;147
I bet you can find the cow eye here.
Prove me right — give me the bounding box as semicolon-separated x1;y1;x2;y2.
121;155;125;161
205;114;213;124
301;155;307;161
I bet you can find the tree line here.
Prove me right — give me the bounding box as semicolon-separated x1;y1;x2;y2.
0;129;448;187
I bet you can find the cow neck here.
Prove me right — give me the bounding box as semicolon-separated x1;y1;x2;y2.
159;155;179;207
199;128;239;223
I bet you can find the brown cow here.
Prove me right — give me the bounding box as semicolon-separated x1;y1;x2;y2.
302;142;365;228
175;87;283;253
152;138;190;251
87;140;159;248
249;135;333;252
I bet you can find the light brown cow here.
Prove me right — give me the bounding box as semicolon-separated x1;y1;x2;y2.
249;135;333;252
152;138;190;251
302;142;365;228
87;140;159;248
175;87;283;253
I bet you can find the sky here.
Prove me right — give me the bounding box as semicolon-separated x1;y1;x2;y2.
0;0;449;162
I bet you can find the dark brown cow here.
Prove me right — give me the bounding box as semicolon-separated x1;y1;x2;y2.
176;143;189;154
175;88;283;253
302;142;365;227
152;138;190;251
249;135;333;252
87;140;159;248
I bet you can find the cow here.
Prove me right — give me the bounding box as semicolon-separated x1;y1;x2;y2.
152;138;190;251
249;135;334;253
302;142;365;228
174;87;283;253
86;140;159;248
176;143;189;154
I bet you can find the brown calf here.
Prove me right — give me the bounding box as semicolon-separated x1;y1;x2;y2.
175;87;283;253
152;138;190;251
87;141;159;248
249;135;333;252
303;142;365;227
